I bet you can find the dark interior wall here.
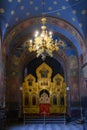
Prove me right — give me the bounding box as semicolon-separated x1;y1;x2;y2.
24;57;64;81
81;96;87;112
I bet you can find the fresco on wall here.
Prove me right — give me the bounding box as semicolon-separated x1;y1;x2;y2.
71;82;79;101
81;75;87;97
12;55;20;66
68;55;79;101
7;55;20;77
68;55;78;69
6;54;22;103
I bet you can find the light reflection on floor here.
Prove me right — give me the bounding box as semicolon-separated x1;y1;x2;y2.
6;123;84;130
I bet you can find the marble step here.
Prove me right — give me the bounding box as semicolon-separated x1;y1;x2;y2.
24;115;65;124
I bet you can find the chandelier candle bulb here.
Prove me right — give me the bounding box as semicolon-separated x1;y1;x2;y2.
49;31;52;36
30;40;32;43
35;31;39;37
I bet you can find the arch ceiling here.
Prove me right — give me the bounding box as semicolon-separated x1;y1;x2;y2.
0;0;87;61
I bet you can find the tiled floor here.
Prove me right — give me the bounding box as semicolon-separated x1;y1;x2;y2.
5;123;86;130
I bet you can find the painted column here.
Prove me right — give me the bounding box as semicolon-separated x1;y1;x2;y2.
0;34;5;108
82;65;87;96
66;61;71;116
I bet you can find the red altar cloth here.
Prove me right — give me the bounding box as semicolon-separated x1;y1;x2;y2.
39;104;50;116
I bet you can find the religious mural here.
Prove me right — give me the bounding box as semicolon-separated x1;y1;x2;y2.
68;55;79;101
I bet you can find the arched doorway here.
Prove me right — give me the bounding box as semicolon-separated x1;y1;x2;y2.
39;89;50;116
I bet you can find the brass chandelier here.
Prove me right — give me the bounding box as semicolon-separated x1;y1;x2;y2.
24;17;64;60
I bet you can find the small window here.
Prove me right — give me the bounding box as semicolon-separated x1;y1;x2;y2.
24;93;29;106
60;95;64;105
32;95;37;105
28;81;32;86
53;95;57;105
56;78;61;85
28;78;33;86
